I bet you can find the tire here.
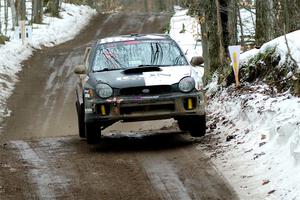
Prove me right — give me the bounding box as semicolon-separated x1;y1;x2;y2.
76;102;86;138
177;119;189;131
85;122;101;144
188;115;206;137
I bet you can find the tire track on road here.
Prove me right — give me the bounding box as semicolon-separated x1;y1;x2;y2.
11;140;70;200
141;156;193;200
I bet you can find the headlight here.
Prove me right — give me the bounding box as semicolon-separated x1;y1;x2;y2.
178;77;195;93
96;84;113;98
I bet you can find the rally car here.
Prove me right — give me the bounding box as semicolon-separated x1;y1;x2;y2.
74;34;206;144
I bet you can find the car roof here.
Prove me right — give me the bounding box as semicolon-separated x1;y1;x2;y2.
97;34;172;45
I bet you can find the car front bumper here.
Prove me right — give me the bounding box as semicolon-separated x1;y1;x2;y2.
84;91;205;123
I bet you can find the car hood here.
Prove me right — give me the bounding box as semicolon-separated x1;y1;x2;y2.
89;66;194;89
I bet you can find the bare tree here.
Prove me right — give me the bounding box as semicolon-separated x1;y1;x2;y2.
4;0;9;34
9;0;17;29
256;0;300;46
15;0;26;21
0;0;2;35
32;0;43;23
199;0;225;80
45;0;60;17
197;0;239;81
255;0;275;46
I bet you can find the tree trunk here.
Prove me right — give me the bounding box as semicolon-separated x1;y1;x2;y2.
15;0;26;22
199;0;225;81
32;0;43;23
227;0;238;46
0;0;2;35
9;0;17;29
4;0;9;34
282;0;300;32
255;0;275;46
46;0;60;17
237;5;245;46
196;0;238;81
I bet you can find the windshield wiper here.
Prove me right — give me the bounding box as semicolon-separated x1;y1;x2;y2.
93;68;124;72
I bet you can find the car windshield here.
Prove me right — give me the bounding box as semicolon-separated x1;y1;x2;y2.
92;40;188;71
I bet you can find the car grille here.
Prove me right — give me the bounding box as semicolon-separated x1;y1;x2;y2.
120;104;175;115
119;86;172;96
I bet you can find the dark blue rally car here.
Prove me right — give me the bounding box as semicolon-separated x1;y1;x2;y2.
74;34;206;144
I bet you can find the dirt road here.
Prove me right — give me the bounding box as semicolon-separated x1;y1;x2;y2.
0;3;238;200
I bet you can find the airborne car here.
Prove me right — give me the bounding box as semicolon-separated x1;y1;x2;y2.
74;34;206;144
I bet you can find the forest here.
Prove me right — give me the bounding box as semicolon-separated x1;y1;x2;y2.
179;0;300;94
1;0;300;93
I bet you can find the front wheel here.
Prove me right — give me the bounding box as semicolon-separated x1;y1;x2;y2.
189;115;206;137
76;102;85;138
85;122;101;144
177;119;189;131
178;115;206;137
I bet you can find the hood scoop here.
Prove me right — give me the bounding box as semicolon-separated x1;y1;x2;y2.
123;66;162;74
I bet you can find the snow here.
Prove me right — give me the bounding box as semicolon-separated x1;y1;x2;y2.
169;6;202;62
170;6;300;200
240;48;259;64
206;85;300;199
240;29;300;72
260;30;300;69
0;3;97;127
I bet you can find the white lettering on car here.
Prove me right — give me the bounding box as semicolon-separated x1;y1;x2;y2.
116;75;144;81
143;66;190;86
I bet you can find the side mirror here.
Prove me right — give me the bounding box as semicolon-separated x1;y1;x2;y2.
74;65;86;74
190;56;204;66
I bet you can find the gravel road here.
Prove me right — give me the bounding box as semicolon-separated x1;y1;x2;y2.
0;2;238;199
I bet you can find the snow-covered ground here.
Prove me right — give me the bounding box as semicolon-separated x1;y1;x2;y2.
0;3;96;129
170;6;300;200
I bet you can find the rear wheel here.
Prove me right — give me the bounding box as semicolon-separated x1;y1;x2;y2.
85;122;101;144
76;102;85;138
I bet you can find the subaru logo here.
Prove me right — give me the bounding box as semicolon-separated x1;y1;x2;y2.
142;89;150;94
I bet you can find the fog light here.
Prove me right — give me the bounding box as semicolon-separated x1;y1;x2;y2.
184;98;196;110
100;105;106;116
188;98;193;110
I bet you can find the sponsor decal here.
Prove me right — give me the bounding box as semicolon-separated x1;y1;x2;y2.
141;96;159;99
133;96;159;102
143;66;190;86
100;37;135;44
142;88;150;94
116;75;144;81
106;97;123;113
85;108;93;113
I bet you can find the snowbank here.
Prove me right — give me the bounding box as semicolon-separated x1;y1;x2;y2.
260;30;300;69
241;30;300;72
0;3;96;127
206;85;300;199
170;5;300;200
